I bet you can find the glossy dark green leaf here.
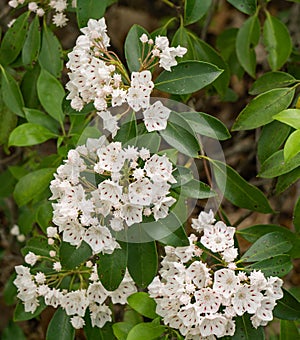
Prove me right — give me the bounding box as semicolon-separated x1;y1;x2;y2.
0;12;29;65
232;314;264;340
8;123;56;147
84;314;114;340
134;132;161;154
246;254;293;277
21;64;40;108
38;23;63;78
284;130;300;161
159;111;200;157
127;323;165;340
274;289;300;320
46;308;75;340
249;71;296;95
113;322;133;340
114;111;137;145
76;0;111;28
127;241;157;288
2;321;26;340
0;92;17;145
24;108;60;134
13;168;55;206
227;0;257;15
259;150;300;178
237;224;300;258
210;160;273;213
273;109;300;129
18;206;36;234
0;170;16;197
276;167;300;194
1;67;24;117
125;25;150;73
294;196;300;234
155;61;223;94
36;201;53;233
60;241;92;269
171;26;197;61
37;68;65;123
257;121;290;164
14;297;46;321
280;320;300;340
236;14;260;77
21;236;53;257
232;88;295;131
184;0;212;25
263;12;292;71
22;15;40;68
241;232;292;262
174;179;216;199
127;292;158;319
97;247;128;291
182;111;231;140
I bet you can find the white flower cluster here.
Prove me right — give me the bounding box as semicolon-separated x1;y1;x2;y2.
66;18;187;135
50;137;176;253
8;0;73;27
14;262;136;329
148;211;283;339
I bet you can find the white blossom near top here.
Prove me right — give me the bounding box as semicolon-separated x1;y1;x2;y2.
143;101;171;132
148;211;284;338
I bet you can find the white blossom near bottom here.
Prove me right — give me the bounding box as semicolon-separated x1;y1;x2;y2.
148;211;284;339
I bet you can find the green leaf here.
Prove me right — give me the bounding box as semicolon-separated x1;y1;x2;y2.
24;108;60;134
284;129;300;161
21;236;53;257
273;109;300;129
227;0;257;15
38;23;63;78
274;288;300;320
37;68;65;123
36;201;53;232
22;15;40;68
127;323;166;340
0;95;17;145
259;150;300;178
232;88;295;130
236;14;260;77
246;254;293;277
113;322;133;340
263;12;292;71
237;224;300;258
84;314;114;340
257;121;291;164
249;71;296;95
174;179;216;199
182;111;231;140
171;26;197;61
4;273;17;305
280;320;300;340
159;111;200;157
46;308;75;340
21;64;40;108
114;111;137;145
188;33;230;97
155;61;223;94
232;314;264;340
134;132;161;154
0;170;16;197
76;0;110;28
60;241;92;270
2;321;26;340
127;241;157;288
13;168;55;206
125;25;150;72
14;297;46;321
241;232;292;262
276;167;300;194
1;68;25;117
18;206;36;234
210;160;273;213
0;12;29;65
294;196;300;234
97;247;128;291
184;0;212;25
8;123;56;147
127;292;158;319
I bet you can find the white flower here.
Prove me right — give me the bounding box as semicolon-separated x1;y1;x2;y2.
97;110;120;137
191;209;215;232
213;269;239;298
200;221;235;253
36;8;45;16
186;261;211;288
232;284;263;316
254;297;276;322
28;2;38;12
265;276;283;300
194;287;222;314
8;0;19;8
109;271;137;304
44;288;63;308
222;247;238;262
87;282;109;304
89;303;112;328
140;33;149;43
52;12;68;27
62;290;89;317
24;297;39;314
24;252;38;266
34;272;46;284
81;18;110;48
128;178;153;206
53;262;62;272
111;88;127;107
96;142;125;173
47;226;58;238
152;196;176;221
99;179;122;204
249;270;268;290
177;304;198;327
144;154;175;183
143;101;171;132
199;314;227;338
155;36;170;50
83;225;118;254
49;250;56;258
49;0;68;12
71;315;85;329
120;203;143;226
11;224;20;236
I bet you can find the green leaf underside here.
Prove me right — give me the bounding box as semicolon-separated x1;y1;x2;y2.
232;88;295;130
210;160;273;213
241;232;292;262
46;308;75;340
155;61;223;94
